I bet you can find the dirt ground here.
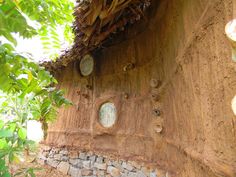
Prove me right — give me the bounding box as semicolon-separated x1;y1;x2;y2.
9;159;69;177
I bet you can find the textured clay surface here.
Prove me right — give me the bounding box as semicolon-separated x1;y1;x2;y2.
45;0;236;176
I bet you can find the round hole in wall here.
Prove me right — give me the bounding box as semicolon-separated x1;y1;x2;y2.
99;102;117;128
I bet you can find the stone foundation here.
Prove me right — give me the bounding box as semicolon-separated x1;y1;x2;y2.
38;146;169;177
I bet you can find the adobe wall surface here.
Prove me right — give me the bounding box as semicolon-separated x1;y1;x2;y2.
45;0;236;176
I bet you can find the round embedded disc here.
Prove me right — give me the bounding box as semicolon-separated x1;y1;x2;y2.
80;54;94;76
225;19;236;42
99;102;117;128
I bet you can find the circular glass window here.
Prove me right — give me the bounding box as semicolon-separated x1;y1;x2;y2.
80;54;94;76
225;19;236;42
99;102;117;128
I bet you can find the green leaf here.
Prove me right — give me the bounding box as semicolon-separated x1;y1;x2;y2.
2;172;11;177
8;123;16;132
0;139;8;149
18;128;27;140
0;120;4;129
0;30;17;46
27;71;33;82
0;129;13;138
2;43;14;51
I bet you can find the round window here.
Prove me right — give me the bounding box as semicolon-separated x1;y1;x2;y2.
80;54;94;76
99;102;117;128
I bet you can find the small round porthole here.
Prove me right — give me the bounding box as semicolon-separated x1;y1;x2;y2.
99;102;117;128
79;54;94;76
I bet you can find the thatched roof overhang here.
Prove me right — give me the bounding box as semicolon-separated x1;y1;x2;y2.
41;0;151;73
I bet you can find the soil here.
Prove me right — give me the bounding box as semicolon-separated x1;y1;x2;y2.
9;158;69;177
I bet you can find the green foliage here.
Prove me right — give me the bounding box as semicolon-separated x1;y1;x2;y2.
0;0;74;57
0;0;74;176
0;43;72;176
0;0;37;45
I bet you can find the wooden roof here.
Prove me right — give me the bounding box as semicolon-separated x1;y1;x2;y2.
42;0;151;72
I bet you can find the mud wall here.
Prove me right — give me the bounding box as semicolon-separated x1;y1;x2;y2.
45;0;236;176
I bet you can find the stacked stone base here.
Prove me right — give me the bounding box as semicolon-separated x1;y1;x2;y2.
38;146;169;177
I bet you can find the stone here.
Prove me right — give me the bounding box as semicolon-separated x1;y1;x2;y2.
47;158;59;168
57;161;70;175
69;151;78;159
112;161;124;171
81;169;93;176
121;171;129;177
106;160;112;166
122;162;134;171
41;145;51;151
38;154;47;161
127;172;137;177
60;149;69;155
38;148;169;177
83;160;91;169
87;151;94;156
97;170;105;176
107;166;121;177
69;158;78;166
94;162;107;170
121;175;126;177
118;160;123;164
129;161;141;170
89;155;96;163
150;171;157;177
69;159;83;168
141;167;150;176
96;156;104;163
69;166;81;177
42;151;49;157
48;154;54;158
93;169;98;175
54;153;62;161
51;148;60;154
76;160;83;168
61;155;69;161
79;152;87;160
136;171;147;177
48;151;54;158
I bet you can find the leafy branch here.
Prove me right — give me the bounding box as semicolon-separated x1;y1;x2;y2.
0;0;74;176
